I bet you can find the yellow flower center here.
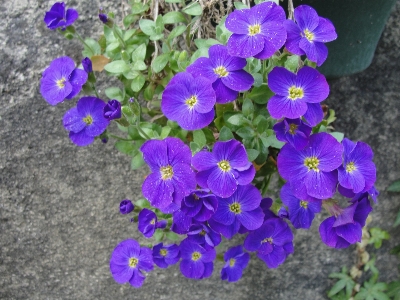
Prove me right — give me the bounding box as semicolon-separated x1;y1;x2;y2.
346;162;357;173
160;165;174;180
56;77;66;88
300;200;308;208
248;24;261;36
262;237;273;244
150;219;156;225
289;123;298;135
160;249;168;257
214;66;229;78
129;257;138;268
229;258;236;267
199;230;206;236
192;251;201;261
303;29;314;41
218;160;231;172
229;202;241;214
185;95;197;108
288;86;304;100
304;156;319;171
82;115;93;125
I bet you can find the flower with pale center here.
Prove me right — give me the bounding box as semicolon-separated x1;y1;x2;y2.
214;66;229;78
191;251;201;261
56;78;66;88
289;123;298;135
346;162;356;173
129;257;138;268
300;200;308;208
288;86;304;100
229;258;236;267
303;29;314;41
218;160;231;172
185;95;197;108
304;156;319;171
159;249;168;257
82;115;93;125
160;165;173;180
229;202;241;214
248;24;261;36
262;237;273;244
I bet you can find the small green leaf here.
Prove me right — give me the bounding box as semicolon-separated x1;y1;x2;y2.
216;16;231;44
139;19;156;36
236;127;255;139
144;83;156;101
246;149;259;161
242;98;254;118
165;231;180;241
105;87;124;101
168;25;187;40
330;132;344;143
190;47;209;63
369;227;390;249
82;38;101;57
260;135;284;149
328;279;347;297
226;114;247;126
163;11;187;24
151;53;171;73
284;55;300;72
104;60;130;73
131;152;145;170
193;130;206;148
182;2;203;16
153;229;164;242
130;73;146;92
219;126;234;141
131;3;150;15
190;142;201;154
132;43;147;61
115;141;136;155
248;85;274;104
388;180;400;192
135;198;150;208
202;128;215;144
252;73;263;87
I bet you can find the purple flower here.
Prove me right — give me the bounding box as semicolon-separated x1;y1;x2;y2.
267;66;329;120
187;222;221;250
244;218;294;268
225;1;286;59
179;239;216;280
338;138;377;194
104;100;122;120
181;189;218;222
209;184;264;239
171;209;192;234
40;56;88;106
99;13;108;24
284;5;337;66
138;209;167;238
161;72;215;130
120;199;134;214
82;57;92;73
140;138;196;211
186;45;254;104
277;132;343;199
44;2;79;30
273;118;312;150
62;96;109;146
152;243;180;268
109;239;154;288
221;245;250;282
192;140;255;198
319;195;372;248
280;182;321;229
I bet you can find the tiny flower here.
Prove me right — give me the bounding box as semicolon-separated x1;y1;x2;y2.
109;239;154;288
225;1;286;59
186;45;254;104
181;189;218;222
82;57;92;73
138;209;167;238
280;182;321;229
244;218;294;268
187;222;221;250
277;132;343;199
161;72;216;130
221;245;250;282
62;96;109;146
284;5;337;66
267;66;329;120
40;56;88;105
192;140;255;198
338;138;377;194
104;100;122;120
179;239;216;280
319;195;372;248
44;2;79;30
120;199;134;214
99;13;108;24
152;243;180;269
140;137;196;211
273;118;312;150
209;184;264;239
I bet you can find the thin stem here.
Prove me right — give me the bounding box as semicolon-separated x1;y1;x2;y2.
108;134;133;141
74;32;94;56
90;83;100;98
136;112;151;140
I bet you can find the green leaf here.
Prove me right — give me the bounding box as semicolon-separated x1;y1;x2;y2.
328;279;347;297
104;60;130;73
248;85;274;104
226;114;247;126
190;47;209;63
260;135;284;149
165;231;180;241
132;43;147;61
194;38;220;49
182;2;203;16
388;180;400;192
82;38;101;57
284;55;300;72
130;73;146;92
387;280;400;300
131;3;150;15
368;227;390;249
202;128;215;144
252;73;263;87
144;83;156;101
330;132;344;143
153;229;164;242
131;152;145;170
326;109;337;125
216;16;231;44
135;198;150;208
246;149;259;161
168;25;187;40
105;87;124;101
193;130;206;148
151;53;170;73
163;11;187;24
242;98;254;118
115;141;136;155
219;126;234;141
236;127;255;139
160;126;171;139
190;142;201;154
139;19;156;36
234;1;249;9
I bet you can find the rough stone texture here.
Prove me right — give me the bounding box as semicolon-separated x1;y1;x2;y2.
1;1;399;299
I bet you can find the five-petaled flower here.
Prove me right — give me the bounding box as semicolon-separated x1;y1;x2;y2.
138;208;167;238
62;96;109;146
44;2;79;30
152;243;180;269
110;239;154;288
221;245;250;282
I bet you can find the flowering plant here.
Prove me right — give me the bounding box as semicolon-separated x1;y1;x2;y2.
40;0;378;288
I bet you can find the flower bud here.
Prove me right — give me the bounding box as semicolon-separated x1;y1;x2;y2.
104;100;122;120
82;57;92;73
120;199;134;214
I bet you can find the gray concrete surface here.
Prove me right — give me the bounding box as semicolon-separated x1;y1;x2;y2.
1;1;399;299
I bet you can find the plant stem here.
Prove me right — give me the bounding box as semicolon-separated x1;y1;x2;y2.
74;32;94;56
108;134;133;141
